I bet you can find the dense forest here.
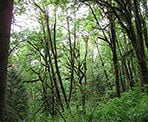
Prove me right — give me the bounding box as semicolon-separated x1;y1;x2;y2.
0;0;148;121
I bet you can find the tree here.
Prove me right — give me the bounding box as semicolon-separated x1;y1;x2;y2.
5;0;147;121
93;0;148;91
86;3;120;97
0;0;13;121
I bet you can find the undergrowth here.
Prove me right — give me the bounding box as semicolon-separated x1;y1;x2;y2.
55;87;148;122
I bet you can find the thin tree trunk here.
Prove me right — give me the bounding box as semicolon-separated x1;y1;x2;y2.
133;0;148;88
82;38;88;113
42;18;64;111
110;18;120;97
127;60;134;88
95;41;112;90
116;38;127;91
127;15;148;90
0;1;13;121
52;15;69;108
66;17;75;104
94;0;148;91
110;0;148;90
117;0;148;89
119;68;126;92
141;0;148;49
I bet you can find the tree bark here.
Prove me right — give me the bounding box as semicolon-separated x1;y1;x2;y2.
0;0;13;121
66;16;75;104
133;0;148;88
110;18;120;97
98;0;148;90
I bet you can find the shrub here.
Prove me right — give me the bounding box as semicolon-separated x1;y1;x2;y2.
5;67;28;122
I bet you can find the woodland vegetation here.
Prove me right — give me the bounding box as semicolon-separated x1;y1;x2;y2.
0;0;148;122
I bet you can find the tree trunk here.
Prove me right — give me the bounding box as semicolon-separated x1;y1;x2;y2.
0;0;13;121
66;17;75;104
109;0;148;90
133;0;148;88
95;41;112;90
109;13;120;97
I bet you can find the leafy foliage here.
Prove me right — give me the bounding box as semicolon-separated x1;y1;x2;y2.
6;0;148;121
5;67;28;122
86;88;148;122
50;87;148;122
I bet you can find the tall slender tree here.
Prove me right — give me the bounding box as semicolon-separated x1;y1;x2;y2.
90;0;148;91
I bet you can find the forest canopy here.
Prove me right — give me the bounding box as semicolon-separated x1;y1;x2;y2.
0;0;148;121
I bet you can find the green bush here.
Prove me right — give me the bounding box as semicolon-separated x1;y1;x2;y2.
85;87;148;122
5;67;28;122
